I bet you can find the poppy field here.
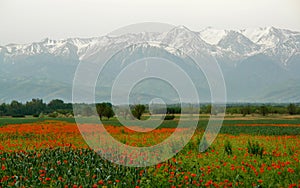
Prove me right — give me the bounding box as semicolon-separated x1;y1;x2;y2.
0;119;300;187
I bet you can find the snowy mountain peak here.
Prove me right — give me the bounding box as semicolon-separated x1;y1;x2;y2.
198;27;227;45
217;31;260;55
1;26;300;102
173;25;191;31
0;26;299;65
163;25;196;41
161;25;214;55
241;26;284;45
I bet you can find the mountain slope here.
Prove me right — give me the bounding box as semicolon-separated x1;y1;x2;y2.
0;26;299;102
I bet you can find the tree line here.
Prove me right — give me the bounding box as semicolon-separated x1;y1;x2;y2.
0;99;148;120
1;99;300;118
0;99;72;117
225;104;300;116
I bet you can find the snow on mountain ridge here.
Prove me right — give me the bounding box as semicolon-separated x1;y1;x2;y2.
240;27;300;65
198;27;227;45
0;26;299;64
217;30;260;56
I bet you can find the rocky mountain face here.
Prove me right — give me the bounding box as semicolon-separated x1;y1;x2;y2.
0;26;300;103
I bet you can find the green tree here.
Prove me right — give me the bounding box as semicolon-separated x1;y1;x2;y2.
82;106;93;117
25;98;46;115
9;100;24;117
205;104;212;114
48;99;65;111
287;103;297;115
96;103;107;120
96;102;113;120
103;106;115;120
241;105;251;116
132;104;145;120
0;103;8;116
260;105;268;116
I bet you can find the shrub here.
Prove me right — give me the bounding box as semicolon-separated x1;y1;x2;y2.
38;112;44;118
247;140;264;158
260;105;268;116
287;103;297;115
48;112;58;118
224;140;233;155
164;115;175;120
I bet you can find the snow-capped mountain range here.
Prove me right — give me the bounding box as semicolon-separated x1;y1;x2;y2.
0;26;300;103
1;26;299;64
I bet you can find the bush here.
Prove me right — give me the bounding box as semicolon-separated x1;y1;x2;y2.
39;112;44;118
224;140;233;155
247;140;264;158
163;115;175;120
48;112;58;118
287;103;297;115
260;105;268;116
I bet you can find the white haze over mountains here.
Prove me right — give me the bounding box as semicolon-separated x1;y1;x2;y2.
0;26;300;103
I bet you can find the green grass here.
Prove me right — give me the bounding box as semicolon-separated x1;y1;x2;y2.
222;119;300;124
0;117;75;126
1;116;300;135
0;117;42;126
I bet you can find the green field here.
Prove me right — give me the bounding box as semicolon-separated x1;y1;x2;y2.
1;115;300;135
0;115;299;187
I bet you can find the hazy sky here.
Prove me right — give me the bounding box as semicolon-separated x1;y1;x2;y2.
1;0;300;45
